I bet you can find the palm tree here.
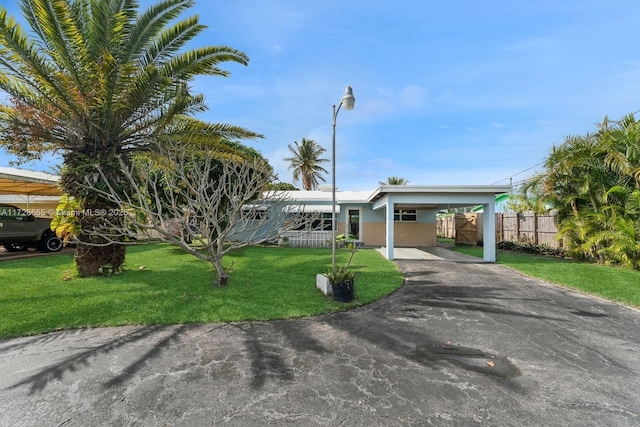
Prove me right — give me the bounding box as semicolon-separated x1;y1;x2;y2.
380;176;409;185
0;0;261;275
519;114;640;268
284;138;329;190
522;134;606;219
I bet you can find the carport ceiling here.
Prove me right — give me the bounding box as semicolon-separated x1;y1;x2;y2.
0;167;62;196
394;204;440;210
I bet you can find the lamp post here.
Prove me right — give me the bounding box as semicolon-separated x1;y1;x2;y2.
331;85;355;274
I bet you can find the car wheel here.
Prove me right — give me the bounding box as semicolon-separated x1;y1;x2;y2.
2;243;29;252
42;235;63;252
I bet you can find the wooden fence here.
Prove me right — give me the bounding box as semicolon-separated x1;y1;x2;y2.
437;211;561;248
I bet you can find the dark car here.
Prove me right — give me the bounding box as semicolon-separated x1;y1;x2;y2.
0;204;63;252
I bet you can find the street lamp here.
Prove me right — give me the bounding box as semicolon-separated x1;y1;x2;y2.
331;86;356;274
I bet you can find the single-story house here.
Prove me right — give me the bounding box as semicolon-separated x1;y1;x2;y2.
0;166;510;262
238;184;511;262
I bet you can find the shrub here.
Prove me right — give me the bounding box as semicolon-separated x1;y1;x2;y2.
497;240;567;257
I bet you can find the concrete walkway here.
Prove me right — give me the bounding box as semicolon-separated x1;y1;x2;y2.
2;248;640;426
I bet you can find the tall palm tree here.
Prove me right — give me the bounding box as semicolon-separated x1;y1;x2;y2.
0;0;261;275
284;138;329;190
380;176;409;185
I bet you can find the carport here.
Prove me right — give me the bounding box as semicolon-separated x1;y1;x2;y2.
0;167;61;197
0;167;63;254
369;185;511;262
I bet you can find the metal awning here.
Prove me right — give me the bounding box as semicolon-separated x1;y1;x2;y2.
0;167;62;196
284;204;340;214
242;204;268;211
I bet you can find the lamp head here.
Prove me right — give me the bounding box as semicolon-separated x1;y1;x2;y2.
341;86;355;110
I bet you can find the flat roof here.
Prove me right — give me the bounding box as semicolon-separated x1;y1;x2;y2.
271;190;374;203
369;184;512;202
273;185;512;204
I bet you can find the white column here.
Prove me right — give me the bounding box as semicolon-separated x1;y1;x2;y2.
385;202;394;260
482;202;496;262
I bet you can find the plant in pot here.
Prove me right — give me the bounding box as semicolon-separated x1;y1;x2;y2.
325;234;359;303
325;264;355;302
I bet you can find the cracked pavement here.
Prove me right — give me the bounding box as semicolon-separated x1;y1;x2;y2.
1;247;640;426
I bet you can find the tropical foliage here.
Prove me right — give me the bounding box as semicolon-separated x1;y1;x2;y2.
519;114;640;268
0;0;261;275
380;176;409;185
284;138;328;190
50;194;82;243
266;182;298;191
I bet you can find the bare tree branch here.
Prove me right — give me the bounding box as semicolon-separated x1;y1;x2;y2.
78;143;319;285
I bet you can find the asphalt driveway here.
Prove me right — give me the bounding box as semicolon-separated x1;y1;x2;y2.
1;247;639;426
0;245;74;261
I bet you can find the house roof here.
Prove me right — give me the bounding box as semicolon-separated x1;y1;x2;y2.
276;185;512;210
368;184;512;211
0;167;62;196
274;190;374;203
369;184;512;201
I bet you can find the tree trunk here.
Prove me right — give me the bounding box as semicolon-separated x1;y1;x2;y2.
211;257;229;286
61;150;128;276
75;199;126;276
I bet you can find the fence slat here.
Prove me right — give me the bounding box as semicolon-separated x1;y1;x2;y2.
437;211;560;248
279;230;331;247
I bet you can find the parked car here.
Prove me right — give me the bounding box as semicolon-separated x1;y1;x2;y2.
0;204;63;252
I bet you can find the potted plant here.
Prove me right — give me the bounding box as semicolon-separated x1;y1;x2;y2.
325;264;355;302
326;233;359;302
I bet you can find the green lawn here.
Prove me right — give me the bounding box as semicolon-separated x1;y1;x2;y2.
0;244;404;338
452;245;640;307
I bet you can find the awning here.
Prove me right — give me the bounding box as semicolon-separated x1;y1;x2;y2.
241;204;268;211
0;167;62;196
284;204;340;214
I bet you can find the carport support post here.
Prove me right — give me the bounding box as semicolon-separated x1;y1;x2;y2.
385;203;394;260
482;202;496;262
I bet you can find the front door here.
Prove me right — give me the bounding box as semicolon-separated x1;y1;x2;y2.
347;208;361;240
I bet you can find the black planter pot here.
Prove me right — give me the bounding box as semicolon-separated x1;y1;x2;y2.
332;280;354;303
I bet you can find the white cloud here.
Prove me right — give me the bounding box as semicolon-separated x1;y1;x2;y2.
398;84;429;108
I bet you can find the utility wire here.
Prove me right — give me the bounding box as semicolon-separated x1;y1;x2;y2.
491;161;545;185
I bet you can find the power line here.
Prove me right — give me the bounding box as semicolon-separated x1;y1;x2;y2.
491;161;545;185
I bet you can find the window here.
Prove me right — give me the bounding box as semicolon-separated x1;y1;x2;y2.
293;212;334;231
393;209;416;222
319;212;334;231
241;205;268;220
241;210;268;220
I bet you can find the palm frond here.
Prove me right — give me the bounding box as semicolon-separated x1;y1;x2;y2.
124;0;193;62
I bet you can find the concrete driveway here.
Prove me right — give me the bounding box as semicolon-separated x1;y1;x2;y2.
1;247;640;426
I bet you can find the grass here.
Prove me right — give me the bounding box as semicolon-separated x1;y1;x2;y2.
0;244;404;339
452;245;640;308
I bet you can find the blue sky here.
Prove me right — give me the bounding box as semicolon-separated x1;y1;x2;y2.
2;1;640;190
